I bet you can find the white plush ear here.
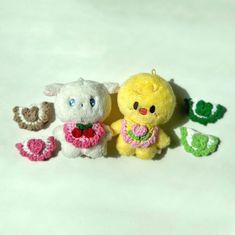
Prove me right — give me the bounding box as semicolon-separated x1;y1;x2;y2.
103;82;119;94
44;83;64;96
77;77;84;82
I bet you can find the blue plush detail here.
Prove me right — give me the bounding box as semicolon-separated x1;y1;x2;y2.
90;98;96;107
69;98;76;107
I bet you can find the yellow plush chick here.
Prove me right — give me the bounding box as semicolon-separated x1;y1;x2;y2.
111;70;176;160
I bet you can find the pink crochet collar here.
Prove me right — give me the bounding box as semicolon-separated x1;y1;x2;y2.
15;136;57;161
120;119;158;148
64;122;105;149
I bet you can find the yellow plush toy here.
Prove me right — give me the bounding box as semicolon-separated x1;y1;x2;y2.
111;70;176;160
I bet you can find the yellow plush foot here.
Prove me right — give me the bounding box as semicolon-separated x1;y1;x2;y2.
136;145;157;160
116;135;135;156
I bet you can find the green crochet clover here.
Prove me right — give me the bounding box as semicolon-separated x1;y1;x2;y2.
184;98;226;125
180;127;220;157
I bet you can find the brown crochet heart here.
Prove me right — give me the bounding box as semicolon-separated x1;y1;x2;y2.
22;107;39;122
13;102;51;131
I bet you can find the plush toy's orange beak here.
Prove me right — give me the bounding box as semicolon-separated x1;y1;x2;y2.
139;108;147;115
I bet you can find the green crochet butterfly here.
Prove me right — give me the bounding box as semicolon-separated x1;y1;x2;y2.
180;127;220;157
184;98;226;125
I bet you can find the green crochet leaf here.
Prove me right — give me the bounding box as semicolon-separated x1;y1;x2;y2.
180;127;220;157
184;98;226;125
76;123;92;130
127;130;150;141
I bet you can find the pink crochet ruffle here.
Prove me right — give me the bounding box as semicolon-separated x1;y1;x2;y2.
64;122;105;148
15;136;57;161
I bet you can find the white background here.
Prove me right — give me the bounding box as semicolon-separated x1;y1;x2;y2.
0;0;234;234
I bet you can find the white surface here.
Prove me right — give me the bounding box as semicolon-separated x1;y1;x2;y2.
0;0;235;234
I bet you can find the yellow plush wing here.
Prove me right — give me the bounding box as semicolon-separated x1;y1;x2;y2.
111;119;122;136
155;128;170;149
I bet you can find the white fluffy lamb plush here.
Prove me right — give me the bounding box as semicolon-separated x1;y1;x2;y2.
44;78;119;159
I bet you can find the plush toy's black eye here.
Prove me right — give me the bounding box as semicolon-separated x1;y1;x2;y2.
133;102;139;110
150;105;156;113
90;98;96;107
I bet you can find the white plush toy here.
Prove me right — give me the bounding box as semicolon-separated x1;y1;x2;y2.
44;78;119;159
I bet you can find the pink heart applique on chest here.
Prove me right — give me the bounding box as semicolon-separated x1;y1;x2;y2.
132;124;148;136
27;139;46;155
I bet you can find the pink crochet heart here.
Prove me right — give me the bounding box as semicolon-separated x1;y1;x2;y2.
132;124;147;137
27;139;45;155
16;136;57;161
